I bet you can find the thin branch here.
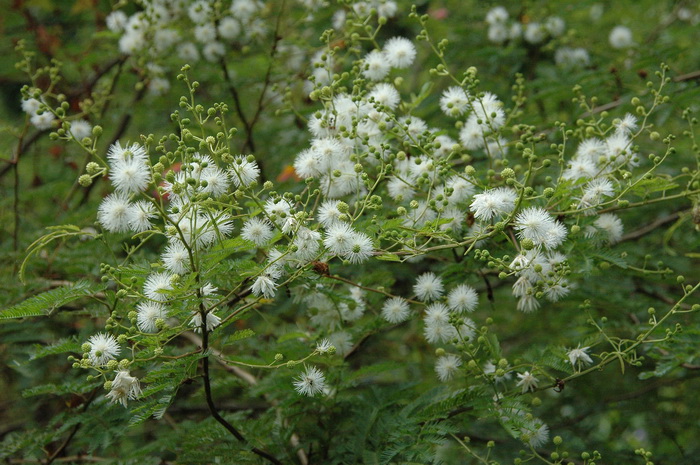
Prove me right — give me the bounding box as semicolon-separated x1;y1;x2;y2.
619;211;682;242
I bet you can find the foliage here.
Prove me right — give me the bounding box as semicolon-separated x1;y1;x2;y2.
1;1;699;464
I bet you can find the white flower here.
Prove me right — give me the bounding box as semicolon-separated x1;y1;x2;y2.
315;339;335;354
317;200;344;227
594;213;624;243
323;222;356;255
190;311;221;332
381;297;410;323
470;187;517;222
514;207;567;249
241;217;274;246
614;113;638;136
435;354;462;382
516;371;539;393
188;0;212;24
136;302;167;333
106;370;141;407
383;37;416;69
440;86;470;117
447;284;478;313
21;97;42;115
251;274;277;299
328;331;353;356
485;6;508;25
521;418;549;448
106;10;128;32
362;49;391;81
413;272;444;302
218;16;241;40
161;243;190;274
264;198;293;225
544;16;565;37
367;83;400;110
341;231;373;264
230;156;261;187
88;333;120;366
68;119;92;140
293;366;326;396
524;22;545;44
30;111;55;130
143;272;174;302
517;295;540;313
109;157;151;194
203;41;225;62
128;200;156;233
568;345;593;367
609;25;634;49
98;193;132;233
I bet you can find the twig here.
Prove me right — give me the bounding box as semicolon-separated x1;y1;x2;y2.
619;211;682;242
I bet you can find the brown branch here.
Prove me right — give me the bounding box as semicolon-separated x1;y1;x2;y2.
619;211;682;242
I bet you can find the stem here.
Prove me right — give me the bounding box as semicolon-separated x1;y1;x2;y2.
200;326;282;465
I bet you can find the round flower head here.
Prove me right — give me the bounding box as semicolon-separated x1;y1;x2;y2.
447;284;478;313
31;112;55;130
594;213;623;244
230;156;261;188
323;222;356;255
203;41;225;62
435;354;462;382
367;83;400;110
413;272;444;302
162;242;190;274
106;10;128;32
88;333;120;366
241;217;274;247
381;296;410;323
136;301;167;333
362;49;391;81
144;272;174;302
383;37;416;69
21;97;42;115
218;16;241;40
317;200;344;228
521;418;549;448
440;86;470;117
109;156;151;194
341;231;373;264
98;193;132;233
485;6;508;25
68;119;92;141
293;365;327;397
470;187;517;222
609;25;634;49
128;200;156;233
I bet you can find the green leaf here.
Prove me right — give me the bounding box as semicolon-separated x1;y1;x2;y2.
0;281;103;320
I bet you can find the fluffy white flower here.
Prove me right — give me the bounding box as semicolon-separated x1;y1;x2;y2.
381;297;410;323
470;187;517;221
251;274;277;299
367;83;400;110
203;41;225;62
98;193;132;233
30;111;55;130
218;16;242;40
106;10;128;32
447;284;478;313
68;119;92;141
383;37;416;68
136;302;167;333
128;200;156;233
362;49;391;81
88;333;120;366
229;156;261;188
106;370;141;407
293;366;326;396
161;242;190;274
521;418;549;448
188;0;212;24
594;213;623;243
341;231;373;264
264;198;293;224
485;6;508;25
524;22;545;44
440;86;470;117
413;272;444;302
609;25;634;49
614;113;638;136
435;354;462;381
544;16;565;37
144;272;174;302
241;217;274;246
516;371;539;393
323;222;356;255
